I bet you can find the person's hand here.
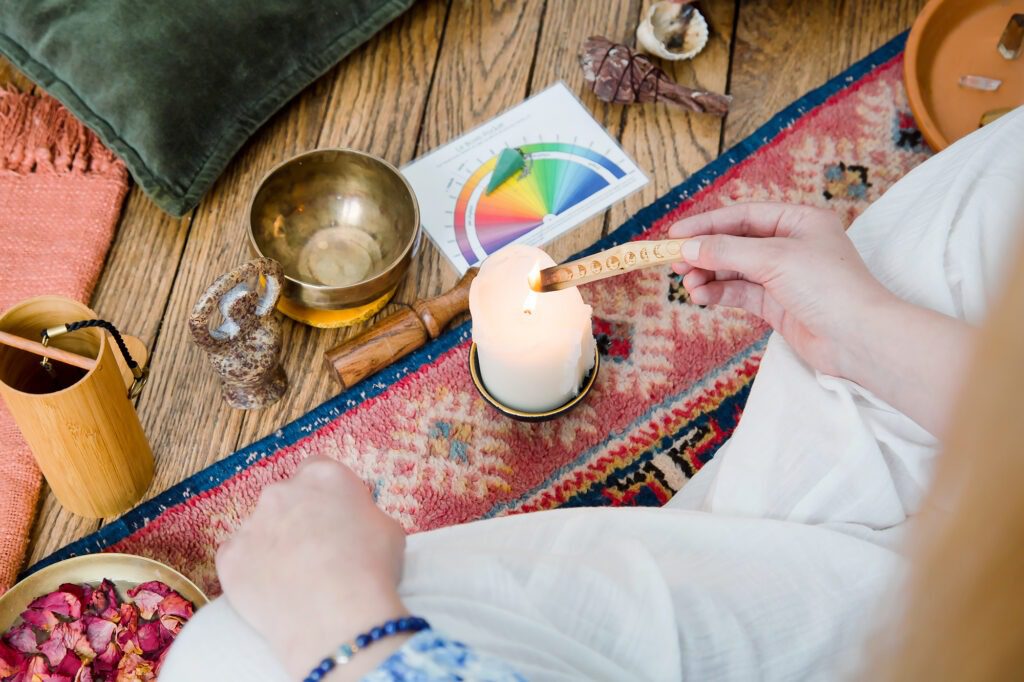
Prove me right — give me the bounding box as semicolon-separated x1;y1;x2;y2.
669;202;898;378
216;457;408;677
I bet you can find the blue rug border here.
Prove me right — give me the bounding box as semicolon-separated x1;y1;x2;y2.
26;31;907;577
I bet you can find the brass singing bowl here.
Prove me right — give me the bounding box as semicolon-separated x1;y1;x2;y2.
248;149;420;312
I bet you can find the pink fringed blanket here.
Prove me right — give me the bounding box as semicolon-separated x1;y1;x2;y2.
0;89;129;593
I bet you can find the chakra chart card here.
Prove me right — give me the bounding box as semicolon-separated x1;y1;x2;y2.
402;82;648;274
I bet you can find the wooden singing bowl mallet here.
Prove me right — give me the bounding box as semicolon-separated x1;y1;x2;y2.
325;268;479;389
529;239;689;292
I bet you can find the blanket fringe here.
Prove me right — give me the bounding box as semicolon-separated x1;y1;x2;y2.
0;87;126;179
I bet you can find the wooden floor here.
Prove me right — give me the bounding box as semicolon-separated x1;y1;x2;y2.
5;0;926;568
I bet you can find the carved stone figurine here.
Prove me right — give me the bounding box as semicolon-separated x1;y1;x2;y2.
189;258;287;409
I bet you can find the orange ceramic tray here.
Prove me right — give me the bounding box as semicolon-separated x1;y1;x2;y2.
905;0;1023;150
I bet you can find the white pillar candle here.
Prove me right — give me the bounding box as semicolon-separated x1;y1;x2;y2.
470;244;596;413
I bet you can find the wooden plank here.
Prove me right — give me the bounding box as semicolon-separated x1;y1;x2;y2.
609;0;738;232
27;195;193;563
725;0;926;148
123;81;335;502
527;0;644;262
405;0;548;300
234;0;451;448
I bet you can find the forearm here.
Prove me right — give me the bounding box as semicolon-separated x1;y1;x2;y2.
840;295;975;437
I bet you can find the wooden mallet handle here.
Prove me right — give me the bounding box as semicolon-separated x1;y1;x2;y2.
530;239;688;292
324;268;479;389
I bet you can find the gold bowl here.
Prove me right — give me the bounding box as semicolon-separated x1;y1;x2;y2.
0;553;208;631
469;343;600;422
249;149;420;327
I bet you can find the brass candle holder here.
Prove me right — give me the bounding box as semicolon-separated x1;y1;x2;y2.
469;343;600;422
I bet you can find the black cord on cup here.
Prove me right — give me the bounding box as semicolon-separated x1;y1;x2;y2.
40;319;148;398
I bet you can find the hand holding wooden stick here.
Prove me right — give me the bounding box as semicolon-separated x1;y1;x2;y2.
528;239;688;292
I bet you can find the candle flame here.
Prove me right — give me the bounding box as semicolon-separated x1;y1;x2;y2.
523;290;538;315
527;263;542;292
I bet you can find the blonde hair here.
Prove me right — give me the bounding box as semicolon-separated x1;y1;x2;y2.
868;238;1024;679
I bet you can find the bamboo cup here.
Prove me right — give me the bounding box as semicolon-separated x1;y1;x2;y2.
0;296;154;518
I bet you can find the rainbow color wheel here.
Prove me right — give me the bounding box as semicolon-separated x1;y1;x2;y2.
453;143;627;264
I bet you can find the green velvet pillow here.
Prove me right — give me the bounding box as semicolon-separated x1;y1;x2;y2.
0;0;414;216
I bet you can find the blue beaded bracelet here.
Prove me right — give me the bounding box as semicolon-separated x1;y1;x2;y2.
303;616;430;682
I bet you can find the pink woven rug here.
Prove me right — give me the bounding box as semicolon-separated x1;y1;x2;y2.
0;90;129;593
32;36;930;596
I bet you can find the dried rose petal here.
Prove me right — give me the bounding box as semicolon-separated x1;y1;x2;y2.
37;631;67;668
134;622;162;657
88;581;120;621
21;607;60;632
118;603;138;633
56;584;88;606
55;650;83;676
116;626;142;657
48;621;94;665
84;617;116;653
0;638;26;676
92;641;122;675
5;623;39;655
27;591;81;622
124;591;162;622
156;594;193;634
126;583;171;601
26;653;51;675
76;664;95;682
152;644;172;676
115;651;156;682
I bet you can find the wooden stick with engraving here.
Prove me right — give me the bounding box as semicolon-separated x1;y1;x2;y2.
528;239;688;292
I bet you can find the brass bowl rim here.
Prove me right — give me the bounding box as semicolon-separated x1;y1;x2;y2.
0;553;209;631
247;147;421;293
469;343;600;422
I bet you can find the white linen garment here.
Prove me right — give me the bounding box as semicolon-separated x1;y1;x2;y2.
163;106;1024;682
